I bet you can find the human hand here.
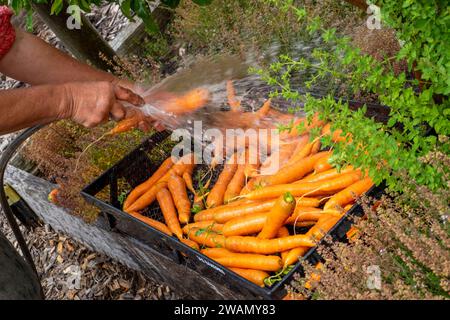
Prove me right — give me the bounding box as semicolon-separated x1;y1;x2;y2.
59;81;143;127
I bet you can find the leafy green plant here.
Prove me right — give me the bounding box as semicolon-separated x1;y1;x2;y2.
1;0;213;34
254;0;449;191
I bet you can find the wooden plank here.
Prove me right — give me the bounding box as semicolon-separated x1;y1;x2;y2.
5;165;252;299
32;3;118;71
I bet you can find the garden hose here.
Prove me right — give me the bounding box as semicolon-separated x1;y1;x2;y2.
0;125;45;297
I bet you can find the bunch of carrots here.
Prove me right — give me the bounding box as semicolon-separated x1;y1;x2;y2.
119;81;374;288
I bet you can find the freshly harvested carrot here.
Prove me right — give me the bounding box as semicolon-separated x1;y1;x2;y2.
127;211;172;236
240;177;257;195
283;246;310;268
187;228;226;248
243;171;362;200
256;98;272;118
224;152;247;203
324;177;373;211
299;166;357;183
281;113;324;139
167;174;191;224
183;221;224;235
213;255;282;272
227;80;241;112
206;153;238;208
182;171;195;194
313;154;333;173
126;154;194;212
109;116;142;135
285;135;310;165
321;123;350;143
201;248;234;258
308;215;341;241
262;151;331;186
212;197;320;223
156;188;183;240
125;181;166;213
258;193;296;239
180;238;200;251
123;157;174;210
285;207;323;225
163;88;210;114
222;212;268;237
225;234;315;254
260;140;297;174
229;268;269;287
194;198;255;222
243;149;260;179
277;226;291;263
277;226;290;237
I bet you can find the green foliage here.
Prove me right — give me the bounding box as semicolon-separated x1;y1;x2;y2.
371;0;450;95
2;0;214;35
255;0;449;191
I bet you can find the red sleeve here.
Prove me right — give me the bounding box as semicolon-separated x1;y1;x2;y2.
0;6;16;60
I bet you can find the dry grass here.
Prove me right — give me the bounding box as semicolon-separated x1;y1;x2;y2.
23;121;149;222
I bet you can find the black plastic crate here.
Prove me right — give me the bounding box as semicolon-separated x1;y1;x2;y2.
81;127;385;300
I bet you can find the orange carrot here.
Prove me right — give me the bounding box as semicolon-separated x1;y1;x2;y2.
281;113;324;139
183;221;224;235
258;193;296;239
283;246;310;268
244;171;362;200
285;207;323;224
206;153;238;208
313;154;333;173
224;152;247;203
125;181;166;213
167;174;191;224
240;177;258;195
299;166;357;183
212;197;320;223
321;123;350;143
285;135;310;165
123;157;174;210
324;177;373;211
127;211;172;236
180;238;200;251
156;188;183;240
225;234;315;254
201;248;234;258
222;212;268;237
277;226;291;263
163;88;210;114
227;80;241;112
126;154;194;212
182;171;195;194
277;226;290;237
212;254;282;272
187;228;226;248
308;215;341;241
229;268;269;287
262;151;331;186
260;140;297;174
109;116;142;135
257;98;272;118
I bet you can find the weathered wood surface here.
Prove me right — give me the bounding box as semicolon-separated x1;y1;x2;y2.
32;3;118;71
5;165;253;299
110;7;173;56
